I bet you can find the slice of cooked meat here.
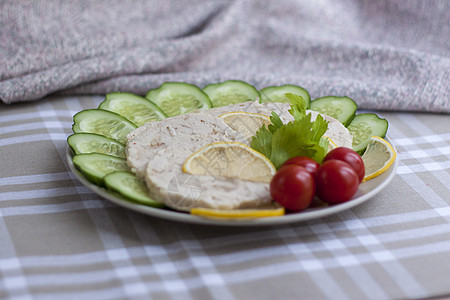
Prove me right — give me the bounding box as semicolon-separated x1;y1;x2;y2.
144;136;272;212
126;113;245;179
205;100;272;118
126;110;272;211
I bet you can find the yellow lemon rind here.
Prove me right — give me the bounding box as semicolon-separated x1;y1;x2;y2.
190;207;285;219
324;135;337;152
218;111;271;122
362;136;396;183
182;141;276;177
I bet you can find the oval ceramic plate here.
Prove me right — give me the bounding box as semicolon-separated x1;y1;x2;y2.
66;137;398;226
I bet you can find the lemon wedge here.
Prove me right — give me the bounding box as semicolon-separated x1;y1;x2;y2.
324;135;338;153
191;205;284;219
219;111;271;142
183;141;276;183
361;136;396;182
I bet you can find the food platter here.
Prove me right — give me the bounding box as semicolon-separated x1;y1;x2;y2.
66;137;398;226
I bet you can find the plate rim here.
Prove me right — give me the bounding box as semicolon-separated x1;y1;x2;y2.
66;137;398;226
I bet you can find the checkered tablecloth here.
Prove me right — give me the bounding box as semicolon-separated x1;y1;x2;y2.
1;95;449;300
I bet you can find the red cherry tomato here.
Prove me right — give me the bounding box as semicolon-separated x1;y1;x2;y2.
316;160;359;204
280;156;320;178
323;147;365;183
270;165;315;212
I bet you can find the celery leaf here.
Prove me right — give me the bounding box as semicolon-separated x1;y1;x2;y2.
250;93;329;168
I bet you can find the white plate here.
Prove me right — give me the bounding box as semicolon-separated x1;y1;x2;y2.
66;138;397;226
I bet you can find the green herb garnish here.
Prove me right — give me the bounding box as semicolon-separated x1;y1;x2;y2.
250;93;329;168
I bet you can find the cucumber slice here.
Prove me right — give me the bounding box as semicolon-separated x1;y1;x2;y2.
72;109;137;145
72;153;129;186
68;133;126;158
104;171;164;207
260;85;311;108
145;82;212;117
203;80;260;107
348;113;389;154
98;92;167;126
310;96;357;127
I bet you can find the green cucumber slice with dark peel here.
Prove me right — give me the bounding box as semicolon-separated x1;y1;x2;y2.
145;82;212;117
72;153;129;186
68;133;126;158
72;109;137;145
203;80;260;107
260;85;311;108
104;171;165;207
98;92;167;126
348;113;389;154
310;96;357;127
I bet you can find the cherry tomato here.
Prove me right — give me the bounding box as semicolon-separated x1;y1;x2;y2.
270;165;315;212
280;156;320;178
323;147;365;183
316;160;359;204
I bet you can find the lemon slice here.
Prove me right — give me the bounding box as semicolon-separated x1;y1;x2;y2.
183;141;276;183
219;111;271;142
191;205;284;219
361;136;396;182
324;136;338;153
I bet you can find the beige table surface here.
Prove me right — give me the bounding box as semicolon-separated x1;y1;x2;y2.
1;95;450;300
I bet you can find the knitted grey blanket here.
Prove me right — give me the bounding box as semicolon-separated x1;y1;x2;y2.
1;0;449;112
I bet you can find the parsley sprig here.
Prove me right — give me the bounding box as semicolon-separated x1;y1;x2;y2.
250;93;329;169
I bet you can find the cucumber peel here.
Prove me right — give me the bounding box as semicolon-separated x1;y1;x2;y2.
104;172;165;207
146;82;212;117
348;113;389;154
203;80;260;107
68;133;126;158
73;153;130;186
260;85;311;108
99;92;167;126
72;109;137;145
310;96;357;127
